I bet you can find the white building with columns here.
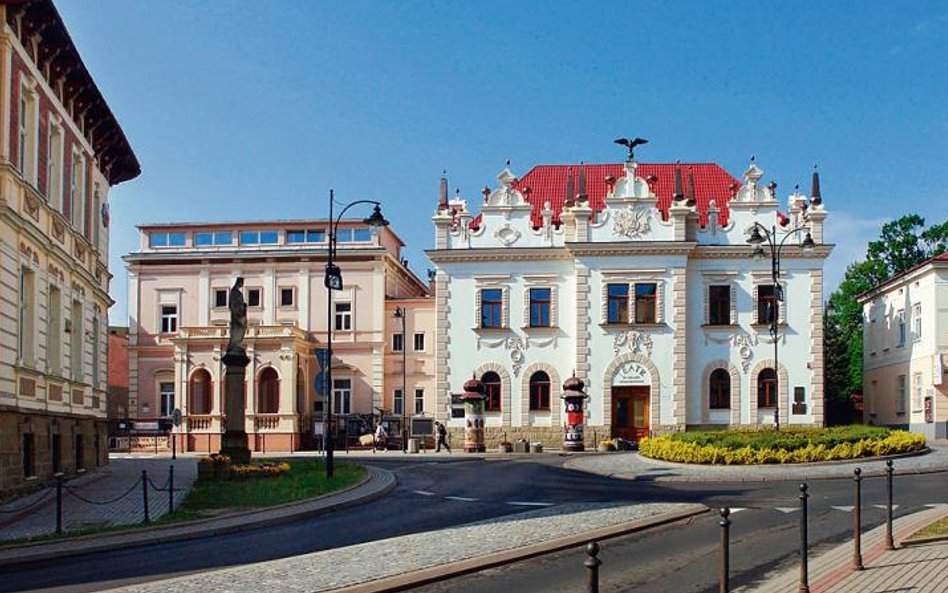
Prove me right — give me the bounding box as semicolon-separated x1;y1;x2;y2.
428;152;831;447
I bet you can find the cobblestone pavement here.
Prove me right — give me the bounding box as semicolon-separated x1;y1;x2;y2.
102;502;701;593
737;504;948;593
566;442;948;482
0;458;196;541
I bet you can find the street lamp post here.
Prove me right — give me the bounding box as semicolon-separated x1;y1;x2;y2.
394;307;408;452
324;189;389;478
746;222;815;431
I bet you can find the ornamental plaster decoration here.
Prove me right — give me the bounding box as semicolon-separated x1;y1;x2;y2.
526;334;557;349
506;336;526;377
731;331;758;373
494;223;522;246
612;207;651;239
486;167;525;207
613;361;650;386
612;330;654;357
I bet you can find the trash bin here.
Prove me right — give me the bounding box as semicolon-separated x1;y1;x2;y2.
407;438;419;453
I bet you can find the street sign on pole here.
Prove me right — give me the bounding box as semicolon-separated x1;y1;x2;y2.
171;408;182;427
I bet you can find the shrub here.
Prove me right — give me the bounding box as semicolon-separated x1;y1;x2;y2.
640;429;925;465
229;462;291;480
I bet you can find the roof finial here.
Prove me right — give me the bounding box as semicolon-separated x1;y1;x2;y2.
673;161;685;202
578;162;588;202
613;136;648;161
686;167;697;207
565;167;576;207
810;164;822;205
438;172;449;211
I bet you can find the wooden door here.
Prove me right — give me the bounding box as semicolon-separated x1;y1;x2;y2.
612;386;650;442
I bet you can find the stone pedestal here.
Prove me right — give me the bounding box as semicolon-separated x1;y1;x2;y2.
220;350;251;464
462;376;486;453
561;376;589;452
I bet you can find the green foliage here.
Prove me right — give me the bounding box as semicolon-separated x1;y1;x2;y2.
640;429;925;465
824;215;948;401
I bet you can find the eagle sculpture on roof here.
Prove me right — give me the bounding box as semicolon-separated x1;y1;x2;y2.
614;137;649;161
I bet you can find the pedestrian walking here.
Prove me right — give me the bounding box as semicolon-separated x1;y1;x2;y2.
373;422;388;452
435;421;451;453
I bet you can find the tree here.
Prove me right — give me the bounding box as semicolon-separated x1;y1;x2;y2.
824;215;947;418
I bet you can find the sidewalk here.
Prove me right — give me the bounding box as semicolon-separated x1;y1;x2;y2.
737;504;948;593
565;442;948;482
0;458;196;541
0;464;395;568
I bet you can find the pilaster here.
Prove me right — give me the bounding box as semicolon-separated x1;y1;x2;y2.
809;269;825;425
434;271;450;422
671;267;687;428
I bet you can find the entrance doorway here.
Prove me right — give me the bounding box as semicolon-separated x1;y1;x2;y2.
612;386;649;442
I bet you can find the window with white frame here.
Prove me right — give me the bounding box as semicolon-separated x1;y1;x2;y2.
392;332;403;352
413;332;425;351
633;283;658;323
70;152;86;231
708;285;731;325
70;300;83;381
913;303;922;340
896;375;907;414
913;373;923;410
529;288;552;327
18;84;37;181
246;288;262;308
160;305;178;334
239;230;279;245
279;287;295;308
335;302;352;331
194;231;233;246
47;285;62;375
480;288;503;328
47;121;63;209
18;267;35;365
333;379;352;415
213;288;228;308
149;232;186;248
159;382;175;417
897;310;906;347
414;388;425;414
393;389;404;416
286;229;325;244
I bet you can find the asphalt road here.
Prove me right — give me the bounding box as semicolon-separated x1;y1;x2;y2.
1;455;944;593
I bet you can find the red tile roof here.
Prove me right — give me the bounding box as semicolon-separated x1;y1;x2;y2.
509;163;740;228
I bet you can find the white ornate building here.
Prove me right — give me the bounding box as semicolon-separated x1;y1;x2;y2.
428;154;831;447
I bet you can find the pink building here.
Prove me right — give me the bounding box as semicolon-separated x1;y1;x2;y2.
124;220;433;453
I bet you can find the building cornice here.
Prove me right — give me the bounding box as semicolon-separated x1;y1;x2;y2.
565;241;697;257
123;246;388;265
857;258;946;304
691;244;834;260
426;247;572;264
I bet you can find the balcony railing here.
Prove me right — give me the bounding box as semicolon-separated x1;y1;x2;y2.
175;325;309;341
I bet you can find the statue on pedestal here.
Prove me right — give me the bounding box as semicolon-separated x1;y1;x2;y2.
220;277;251;463
227;277;247;357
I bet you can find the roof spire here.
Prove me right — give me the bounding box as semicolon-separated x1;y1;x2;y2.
438;170;449;211
810;164;822;206
578;162;588;202
565;167;575;207
685;167;696;207
673;161;685;202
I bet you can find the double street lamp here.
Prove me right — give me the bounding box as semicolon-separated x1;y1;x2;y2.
746;222;815;431
324;190;388;478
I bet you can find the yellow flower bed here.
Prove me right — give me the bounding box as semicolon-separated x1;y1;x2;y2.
229;462;291;480
639;430;926;465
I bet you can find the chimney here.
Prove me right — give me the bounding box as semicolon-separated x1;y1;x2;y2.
438;171;449;211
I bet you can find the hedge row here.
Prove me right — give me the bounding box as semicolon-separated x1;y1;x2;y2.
667;425;892;451
639;430;926;465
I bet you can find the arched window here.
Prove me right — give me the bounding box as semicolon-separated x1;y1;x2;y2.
757;368;777;408
482;371;502;412
709;368;730;410
529;371;551;411
258;368;280;414
189;369;212;415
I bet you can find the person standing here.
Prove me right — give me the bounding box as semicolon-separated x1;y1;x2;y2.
435;421;451;453
374;422;388;452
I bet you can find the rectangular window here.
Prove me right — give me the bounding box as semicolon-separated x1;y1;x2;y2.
149;232;186;248
480;289;503;328
48;286;62;375
607;284;629;324
18;88;36;181
280;287;294;307
18;94;27;174
286;229;326;244
413;332;425;351
23;433;35;478
913;303;922;340
194;231;233;246
70;300;83;381
333;379;352;415
914;373;923;409
160;305;178;333
18;267;35;364
414;388;425;414
335;302;352;331
709;285;731;325
897;310;906;347
214;289;228;308
239;230;279;245
393;389;404;416
758;285;779;325
896;375;907;414
529;379;551;411
51;433;62;474
71;153;86;232
392;332;404;352
247;288;262;308
335;228;372;243
634;283;657;324
91;315;100;389
529;288;551;327
48;124;63;210
160;382;175;417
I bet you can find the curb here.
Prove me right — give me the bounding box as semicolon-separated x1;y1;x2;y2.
0;464;396;569
329;503;708;593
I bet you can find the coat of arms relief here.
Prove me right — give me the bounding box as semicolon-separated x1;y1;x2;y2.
612;207;651;239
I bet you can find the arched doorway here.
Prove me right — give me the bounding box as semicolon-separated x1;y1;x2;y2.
189;369;212;415
258;367;280;414
610;360;651;442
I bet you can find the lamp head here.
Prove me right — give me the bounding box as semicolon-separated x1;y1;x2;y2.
393;307;403;319
364;204;389;236
801;232;816;251
747;226;765;245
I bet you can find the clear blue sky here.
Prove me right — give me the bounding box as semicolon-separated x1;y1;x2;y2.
54;1;948;324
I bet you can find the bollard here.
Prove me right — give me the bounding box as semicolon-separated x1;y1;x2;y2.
585;541;601;593
719;508;731;593
885;460;895;550
853;468;863;570
799;483;810;593
141;470;150;524
55;475;63;534
168;465;175;515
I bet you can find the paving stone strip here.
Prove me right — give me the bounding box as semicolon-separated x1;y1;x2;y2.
103;502;701;593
